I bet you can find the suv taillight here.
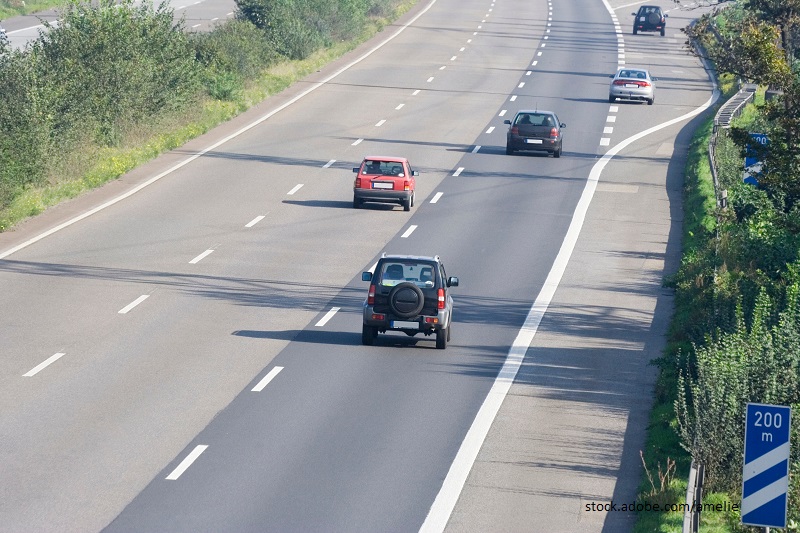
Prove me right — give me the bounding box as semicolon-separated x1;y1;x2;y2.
549;127;558;138
368;285;375;305
437;288;445;310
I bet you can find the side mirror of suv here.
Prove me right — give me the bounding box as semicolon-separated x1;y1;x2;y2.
362;272;372;281
631;11;636;15
447;276;459;287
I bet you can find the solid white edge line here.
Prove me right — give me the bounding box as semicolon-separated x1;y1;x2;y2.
246;215;265;227
166;445;208;480
418;67;719;533
287;184;304;195
189;249;214;264
252;366;284;392
119;294;149;314
23;352;65;377
430;192;443;204
401;225;417;238
315;307;341;327
0;0;441;261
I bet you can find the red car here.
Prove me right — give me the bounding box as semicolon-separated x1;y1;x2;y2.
352;156;418;211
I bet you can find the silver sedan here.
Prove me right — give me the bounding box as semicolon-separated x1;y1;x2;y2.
609;68;657;105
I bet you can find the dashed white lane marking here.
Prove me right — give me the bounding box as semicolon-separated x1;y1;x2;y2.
544;36;549;39
252;366;284;392
460;47;465;51
23;353;65;377
413;90;421;96
604;126;613;134
439;66;446;71
607;115;617;122
352;138;363;146
473;31;478;35
531;61;538;67
287;184;304;195
537;51;543;56
245;215;265;228
427;77;435;82
467;39;472;43
510;95;517;101
119;295;149;314
396;104;405;110
189;249;214;264
600;138;611;146
472;146;481;153
0;0;443;261
499;110;507;117
541;43;546;48
450;56;457;60
419;44;720;532
166;445;208;480
375;119;386;127
315;307;341;327
211;17;218;21
486;126;495;134
430;192;443;204
610;105;619;112
401;225;417;238
518;82;525;88
526;71;532;76
453;167;464;177
323;159;336;168
192;24;201;28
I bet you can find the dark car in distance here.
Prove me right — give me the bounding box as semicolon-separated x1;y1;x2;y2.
361;254;458;349
504;110;565;157
632;5;667;36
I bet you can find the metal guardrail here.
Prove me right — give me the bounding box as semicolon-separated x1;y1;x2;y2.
683;461;705;533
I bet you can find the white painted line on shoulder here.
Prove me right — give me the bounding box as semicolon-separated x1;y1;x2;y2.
0;0;443;261
510;95;517;101
246;215;266;228
23;353;65;377
467;39;472;43
323;159;336;168
439;66;446;70
618;53;625;59
473;31;478;35
450;56;457;61
546;28;550;33
119;295;149;314
453;167;464;177
518;82;525;88
526;71;532;76
315;307;341;327
537;51;543;56
600;138;610;146
472;146;481;153
192;24;201;28
189;249;214;264
430;192;443;204
531;61;538;67
401;225;418;238
226;11;233;15
606;115;617;122
499;110;507;116
287;184;304;195
486;126;495;134
610;105;619;112
396;104;405;110
166;445;208;480
618;60;625;65
419;73;720;533
544;36;549;40
427;77;435;82
375;119;386;127
477;25;482;29
252;366;284;392
547;22;551;26
604;126;613;134
460;47;465;52
352;138;363;146
540;43;546;48
413;90;421;96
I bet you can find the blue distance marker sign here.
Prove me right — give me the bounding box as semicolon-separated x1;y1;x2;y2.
743;133;768;186
742;403;791;528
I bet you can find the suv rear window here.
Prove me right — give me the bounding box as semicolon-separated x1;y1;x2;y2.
378;261;436;288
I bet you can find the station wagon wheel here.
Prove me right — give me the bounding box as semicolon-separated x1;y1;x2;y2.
389;282;424;318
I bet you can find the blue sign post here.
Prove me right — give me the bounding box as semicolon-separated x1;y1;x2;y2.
743;133;768;186
742;403;791;529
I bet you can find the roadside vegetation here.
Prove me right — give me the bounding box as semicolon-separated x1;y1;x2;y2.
638;1;800;530
0;0;414;231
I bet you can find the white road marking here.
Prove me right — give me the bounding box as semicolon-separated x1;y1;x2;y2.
315;307;340;327
610;106;619;112
472;146;481;153
537;51;543;56
450;56;457;60
453;167;464;177
418;39;720;532
510;95;517;101
252;366;284;392
607;115;617;122
618;53;625;59
413;90;421;96
531;61;537;66
430;192;443;204
439;66;446;70
486;126;495;134
211;17;218;21
375;119;386;127
287;184;304;195
604;126;613;134
323;159;336;168
23;353;65;377
352;138;363;146
600;138;611;146
189;249;214;264
541;43;546;48
467;39;472;43
499;110;507;116
427;77;435;82
192;24;201;28
526;71;532;76
119;295;149;314
0;0;444;261
460;47;465;51
166;445;208;480
401;225;417;238
245;215;265;228
226;11;233;15
518;82;525;88
396;104;405;110
473;31;478;35
544;36;549;40
619;60;625;65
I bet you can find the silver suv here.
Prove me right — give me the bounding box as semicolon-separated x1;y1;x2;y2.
361;254;458;349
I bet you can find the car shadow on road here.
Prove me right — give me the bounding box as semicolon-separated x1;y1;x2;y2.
282;199;354;209
232;328;440;349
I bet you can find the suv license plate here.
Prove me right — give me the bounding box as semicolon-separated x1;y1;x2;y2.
392;320;419;329
526;139;543;144
372;182;393;189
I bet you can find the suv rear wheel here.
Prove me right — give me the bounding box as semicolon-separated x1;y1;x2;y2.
436;326;448;349
362;324;377;345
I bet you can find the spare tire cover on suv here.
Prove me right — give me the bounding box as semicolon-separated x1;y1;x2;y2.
647;11;661;24
389;282;425;318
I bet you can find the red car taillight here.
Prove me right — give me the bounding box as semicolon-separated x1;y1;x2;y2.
549;127;558;138
354;178;361;188
613;80;626;86
404;180;410;191
638;81;651;87
437;288;445;310
511;126;519;135
368;285;375;305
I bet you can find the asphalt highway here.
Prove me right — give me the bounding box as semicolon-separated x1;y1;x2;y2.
0;0;717;531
